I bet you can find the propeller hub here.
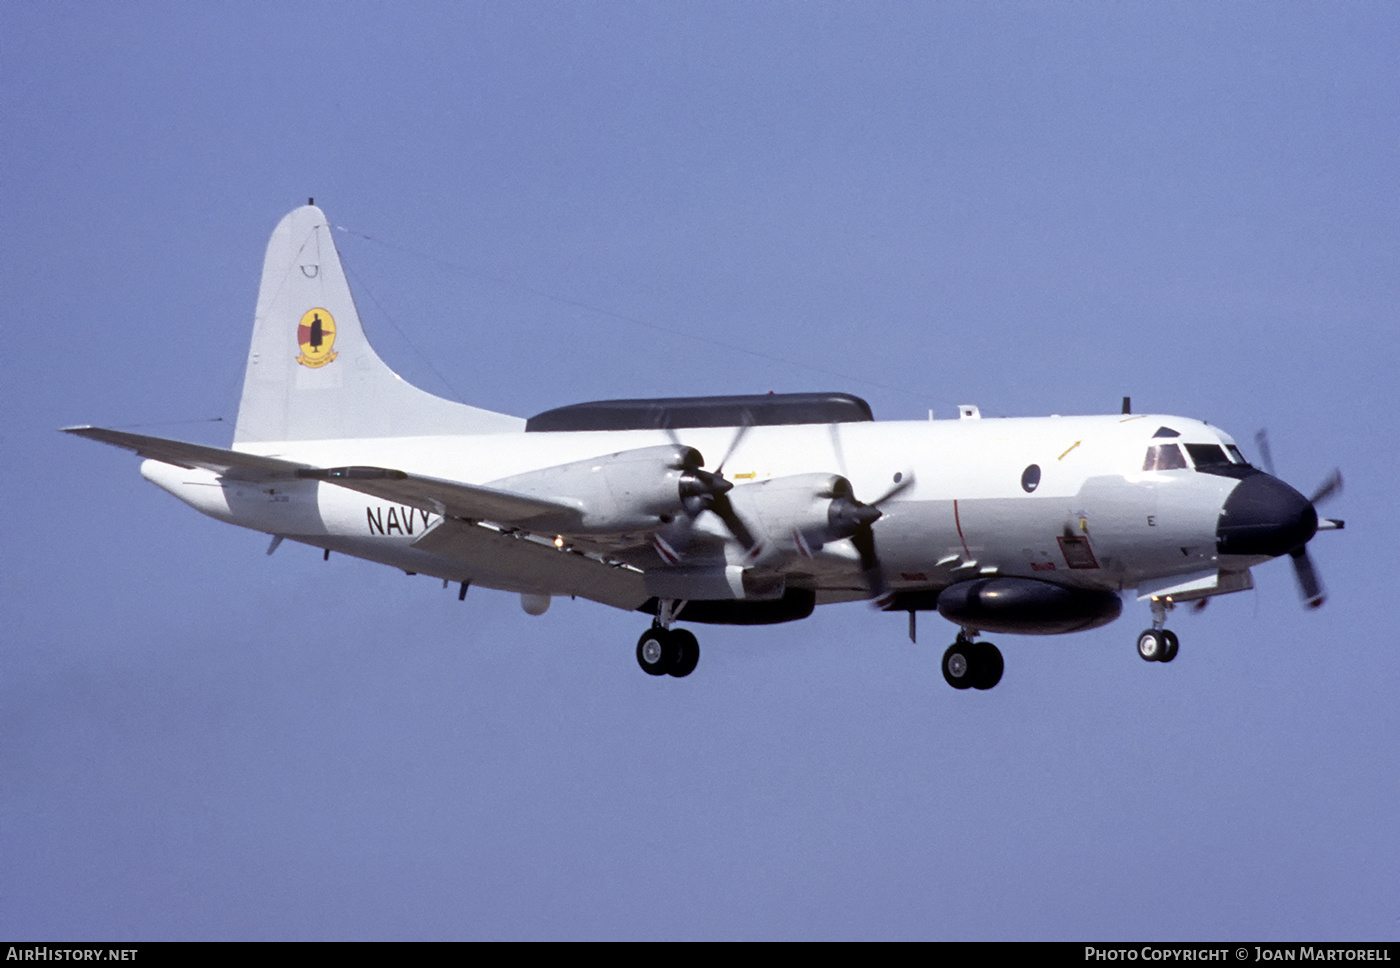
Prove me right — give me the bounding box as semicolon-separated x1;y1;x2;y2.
679;469;732;501
828;497;881;537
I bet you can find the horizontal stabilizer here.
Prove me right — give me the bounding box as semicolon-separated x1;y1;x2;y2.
63;426;308;479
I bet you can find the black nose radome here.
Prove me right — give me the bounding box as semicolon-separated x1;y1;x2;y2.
1216;473;1318;557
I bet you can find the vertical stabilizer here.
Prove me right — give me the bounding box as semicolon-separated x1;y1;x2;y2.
234;205;523;444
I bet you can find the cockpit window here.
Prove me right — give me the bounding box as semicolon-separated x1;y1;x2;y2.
1143;443;1187;471
1185;443;1232;469
1225;445;1249;466
1151;427;1181;439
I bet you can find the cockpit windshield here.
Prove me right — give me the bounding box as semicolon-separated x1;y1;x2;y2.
1143;440;1253;474
1143;443;1187;471
1185;443;1232;468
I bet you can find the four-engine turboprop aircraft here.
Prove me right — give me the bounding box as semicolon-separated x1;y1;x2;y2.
66;204;1344;689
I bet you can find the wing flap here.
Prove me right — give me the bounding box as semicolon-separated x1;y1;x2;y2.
413;518;648;610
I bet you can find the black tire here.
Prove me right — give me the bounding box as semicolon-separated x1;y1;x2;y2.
668;629;700;678
972;642;1004;690
942;642;975;690
1160;630;1179;664
1137;629;1164;662
636;628;673;676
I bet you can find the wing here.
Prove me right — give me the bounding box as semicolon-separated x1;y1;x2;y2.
294;466;579;528
63;426;306;479
65;426;580;527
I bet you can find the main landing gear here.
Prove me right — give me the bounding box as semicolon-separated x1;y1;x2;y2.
1137;597;1179;664
637;599;702;678
941;633;1003;690
636;626;700;678
637;600;700;677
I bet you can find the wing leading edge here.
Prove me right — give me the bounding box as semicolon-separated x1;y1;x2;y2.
64;426;579;527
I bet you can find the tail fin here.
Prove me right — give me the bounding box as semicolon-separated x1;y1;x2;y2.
234;204;523;444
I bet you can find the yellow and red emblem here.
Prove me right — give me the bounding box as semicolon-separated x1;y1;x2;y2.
296;308;338;368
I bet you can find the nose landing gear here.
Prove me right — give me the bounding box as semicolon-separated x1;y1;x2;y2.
1137;598;1179;663
941;633;1003;690
1136;628;1179;663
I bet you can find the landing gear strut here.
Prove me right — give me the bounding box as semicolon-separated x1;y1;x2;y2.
1137;597;1179;663
941;633;1003;690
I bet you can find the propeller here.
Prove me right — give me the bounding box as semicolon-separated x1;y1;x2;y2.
1253;429;1278;477
839;472;915;601
1253;429;1343;609
825;421;915;600
664;417;762;556
665;416;913;597
1308;468;1343;508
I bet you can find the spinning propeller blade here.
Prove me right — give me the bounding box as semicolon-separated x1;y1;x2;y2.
1291;547;1325;609
1309;469;1343;507
837;471;915;601
666;415;763;557
1253;428;1341;610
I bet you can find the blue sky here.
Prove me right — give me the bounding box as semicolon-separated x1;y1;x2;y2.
3;2;1396;940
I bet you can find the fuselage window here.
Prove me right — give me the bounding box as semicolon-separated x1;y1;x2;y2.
1185;443;1232;469
1143;443;1187;471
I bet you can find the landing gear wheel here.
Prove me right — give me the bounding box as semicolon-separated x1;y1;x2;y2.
942;640;1004;690
1160;630;1179;664
971;642;1004;690
637;628;675;676
669;629;700;678
942;640;976;690
1137;629;1167;662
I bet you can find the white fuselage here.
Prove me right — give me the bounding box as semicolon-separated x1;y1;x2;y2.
141;411;1257;610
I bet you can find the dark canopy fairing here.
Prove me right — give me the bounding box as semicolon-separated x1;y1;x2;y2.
526;393;874;432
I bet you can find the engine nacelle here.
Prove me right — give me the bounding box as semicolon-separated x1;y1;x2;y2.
487;444;710;535
726;473;879;559
936;577;1122;635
